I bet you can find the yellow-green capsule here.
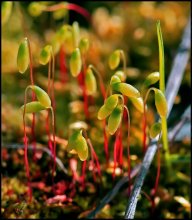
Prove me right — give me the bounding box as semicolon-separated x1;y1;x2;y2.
108;50;121;70
72;21;80;47
114;70;126;82
112;82;140;98
1;2;12;25
17;38;29;74
67;130;88;161
143;72;160;87
56;24;71;43
28;2;45;17
129;97;144;113
154;89;167;118
107;105;123;135
29;85;51;108
70;48;82;77
149;122;162;139
39;45;52;65
79;38;89;55
110;75;121;86
97;95;118;120
20;101;46;114
85;67;97;95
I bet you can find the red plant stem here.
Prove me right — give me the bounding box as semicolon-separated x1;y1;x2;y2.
59;45;68;83
151;141;161;213
50;107;56;194
142;104;147;154
27;38;36;160
81;160;87;190
51;52;56;112
77;71;84;87
46;60;53;154
89;144;97;183
112;130;120;180
119;126;123;170
103;120;109;164
124;106;131;197
82;58;89;119
87;138;102;181
50;51;57;192
44;3;91;22
23;89;32;203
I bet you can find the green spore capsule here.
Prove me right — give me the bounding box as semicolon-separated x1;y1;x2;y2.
20;101;46;114
17;38;29;74
108;50;121;70
143;72;160;87
129;97;144;113
28;2;45;17
67;130;88;161
107;105;123;135
29;85;51;108
85;67;97;95
149;122;162;139
97;95;118;120
39;45;52;65
2;2;12;25
72;21;80;47
154;89;167;118
114;70;126;82
110;75;121;86
79;38;90;55
56;24;72;43
112;83;140;98
70;48;82;77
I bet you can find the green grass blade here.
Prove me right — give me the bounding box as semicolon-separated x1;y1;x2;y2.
157;21;170;167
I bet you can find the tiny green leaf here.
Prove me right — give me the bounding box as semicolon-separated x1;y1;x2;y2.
114;70;126;82
107;105;123;135
79;38;89;55
149;122;162;139
97;95;118;120
85;67;97;95
1;2;12;25
39;45;52;65
17;38;29;74
28;2;45;17
108;50;121;70
110;75;121;86
70;48;82;77
67;130;88;161
129;97;144;113
20;101;46;114
143;72;160;87
29;85;51;108
154;89;168;118
112;83;140;98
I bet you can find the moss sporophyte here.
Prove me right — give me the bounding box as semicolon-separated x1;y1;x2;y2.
14;1;172;213
67;129;102;188
39;45;56;163
20;84;55;203
98;49;142;196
